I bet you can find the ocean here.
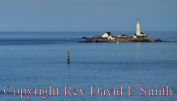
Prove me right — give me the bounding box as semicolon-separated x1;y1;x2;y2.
0;31;177;101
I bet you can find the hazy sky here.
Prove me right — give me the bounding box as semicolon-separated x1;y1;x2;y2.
0;0;177;32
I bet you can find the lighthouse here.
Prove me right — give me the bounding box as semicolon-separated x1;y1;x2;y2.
136;18;141;36
133;18;146;39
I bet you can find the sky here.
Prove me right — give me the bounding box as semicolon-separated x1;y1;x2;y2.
0;0;177;32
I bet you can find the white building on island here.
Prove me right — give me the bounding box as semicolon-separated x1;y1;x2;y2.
101;32;115;40
102;32;109;38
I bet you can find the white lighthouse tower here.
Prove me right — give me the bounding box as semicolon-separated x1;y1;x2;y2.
136;18;141;36
133;18;146;38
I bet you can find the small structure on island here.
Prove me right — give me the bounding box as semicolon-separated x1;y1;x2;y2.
101;32;115;40
81;18;162;42
108;35;115;40
102;32;110;38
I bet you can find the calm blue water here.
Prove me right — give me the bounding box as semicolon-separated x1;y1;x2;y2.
0;31;177;101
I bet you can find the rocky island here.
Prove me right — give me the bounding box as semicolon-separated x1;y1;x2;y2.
81;18;162;43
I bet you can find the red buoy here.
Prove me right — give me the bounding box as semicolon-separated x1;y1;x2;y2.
67;51;70;64
67;51;70;54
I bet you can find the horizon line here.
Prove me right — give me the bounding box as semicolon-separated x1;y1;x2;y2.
0;30;177;33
